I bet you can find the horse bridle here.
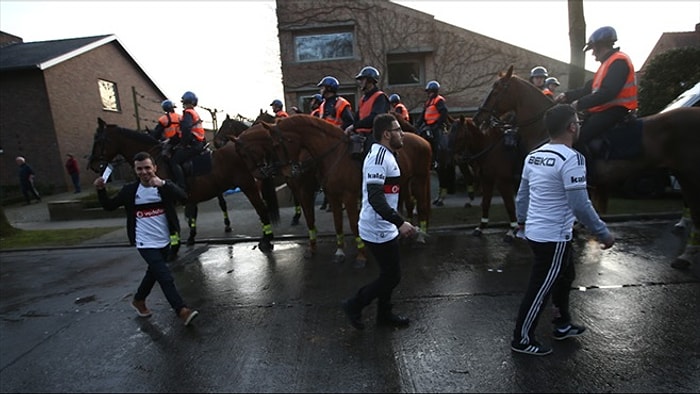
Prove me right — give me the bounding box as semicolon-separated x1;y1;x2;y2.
475;77;553;131
268;124;346;179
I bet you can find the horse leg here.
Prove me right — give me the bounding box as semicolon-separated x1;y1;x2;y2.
672;180;700;269
497;179;519;243
473;179;494;237
184;203;197;246
344;193;366;268
328;193;346;264
412;174;431;240
294;177;318;258
291;194;302;226
217;194;232;232
241;182;275;253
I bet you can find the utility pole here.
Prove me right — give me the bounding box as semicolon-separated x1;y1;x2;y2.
132;86;140;130
199;105;222;131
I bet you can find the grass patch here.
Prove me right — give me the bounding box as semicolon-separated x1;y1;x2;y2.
0;227;121;251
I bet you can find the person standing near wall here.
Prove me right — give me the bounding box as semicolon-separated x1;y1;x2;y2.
65;153;81;193
16;156;41;205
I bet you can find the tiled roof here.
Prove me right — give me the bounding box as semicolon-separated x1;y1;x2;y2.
0;34;113;71
639;25;700;72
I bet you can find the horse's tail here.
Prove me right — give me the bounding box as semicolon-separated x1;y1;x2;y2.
260;177;280;224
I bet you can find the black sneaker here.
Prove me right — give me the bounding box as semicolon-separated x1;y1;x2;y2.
377;312;410;328
511;340;552;356
553;324;586;340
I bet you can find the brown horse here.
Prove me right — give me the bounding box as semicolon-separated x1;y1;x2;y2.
234;115;432;267
88;118;280;252
473;65;700;266
449;115;521;242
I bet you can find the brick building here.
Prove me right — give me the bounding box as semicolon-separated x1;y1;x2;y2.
0;32;166;197
275;0;592;119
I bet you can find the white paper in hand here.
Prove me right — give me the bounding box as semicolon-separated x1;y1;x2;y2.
102;164;113;181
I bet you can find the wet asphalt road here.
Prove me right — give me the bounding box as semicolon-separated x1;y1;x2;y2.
1;205;699;393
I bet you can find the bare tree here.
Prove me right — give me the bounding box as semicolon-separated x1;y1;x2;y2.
567;0;586;89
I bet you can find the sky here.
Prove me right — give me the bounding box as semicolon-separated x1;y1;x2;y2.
1;0;698;128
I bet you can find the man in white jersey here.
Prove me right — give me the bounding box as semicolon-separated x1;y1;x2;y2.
511;104;614;356
341;113;417;330
94;152;199;326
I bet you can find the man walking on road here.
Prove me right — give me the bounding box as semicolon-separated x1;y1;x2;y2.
341;113;417;330
94;151;199;326
511;104;614;356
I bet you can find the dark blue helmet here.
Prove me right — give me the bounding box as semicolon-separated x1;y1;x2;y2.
181;91;198;106
311;93;323;103
584;26;617;51
530;66;548;78
425;80;440;92
389;94;401;103
317;76;340;92
355;66;380;83
161;99;175;112
270;99;283;108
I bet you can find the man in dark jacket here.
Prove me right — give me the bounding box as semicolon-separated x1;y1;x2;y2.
16;156;41;204
94;151;199;326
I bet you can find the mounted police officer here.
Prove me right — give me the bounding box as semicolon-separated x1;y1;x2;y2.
170;91;206;191
270;99;289;120
529;66;548;90
344;66;388;158
317;76;354;129
389;94;410;122
415;80;449;169
151;99;181;157
309;93;323;117
543;77;560;99
554;26;637;178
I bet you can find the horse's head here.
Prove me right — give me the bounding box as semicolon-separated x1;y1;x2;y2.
214;114;251;148
234;123;280;179
449;115;483;157
255;109;276;125
88;118;118;173
391;112;417;133
473;65;519;130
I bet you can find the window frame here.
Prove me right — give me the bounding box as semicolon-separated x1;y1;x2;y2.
294;31;355;62
98;79;121;112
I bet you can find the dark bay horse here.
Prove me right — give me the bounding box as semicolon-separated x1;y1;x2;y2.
235;115;432;267
88;118;280;252
473;65;700;266
449;115;520;242
217;115;323;257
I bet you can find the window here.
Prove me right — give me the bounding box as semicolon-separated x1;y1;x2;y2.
387;58;422;86
295;32;354;62
98;79;120;112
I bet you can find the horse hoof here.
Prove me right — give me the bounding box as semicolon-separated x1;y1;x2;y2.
186;238;195;246
291;218;300;226
671;258;690;269
353;258;366;269
258;241;274;253
472;228;483;237
463;202;472;208
303;248;315;259
166;253;178;262
225;226;232;233
333;254;345;264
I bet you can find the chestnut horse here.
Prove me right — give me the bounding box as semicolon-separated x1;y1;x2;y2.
449;115;521;242
234;115;432;267
88;118;280;253
473;65;700;266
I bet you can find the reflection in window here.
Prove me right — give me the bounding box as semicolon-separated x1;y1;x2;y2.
295;32;354;62
388;61;421;86
98;79;121;112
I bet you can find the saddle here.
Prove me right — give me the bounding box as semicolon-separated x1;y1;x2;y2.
587;112;643;161
350;133;367;160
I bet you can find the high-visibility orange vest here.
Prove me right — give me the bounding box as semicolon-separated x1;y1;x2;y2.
542;89;554;98
423;95;445;125
183;108;206;142
310;108;320;117
393;103;410;121
356;90;386;134
275;110;289;119
588;51;637;113
321;97;352;127
158;112;181;139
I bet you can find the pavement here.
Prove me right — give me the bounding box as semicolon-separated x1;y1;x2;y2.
3;173;493;248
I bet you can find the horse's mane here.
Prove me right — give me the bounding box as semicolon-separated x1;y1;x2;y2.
276;114;346;138
106;124;158;144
